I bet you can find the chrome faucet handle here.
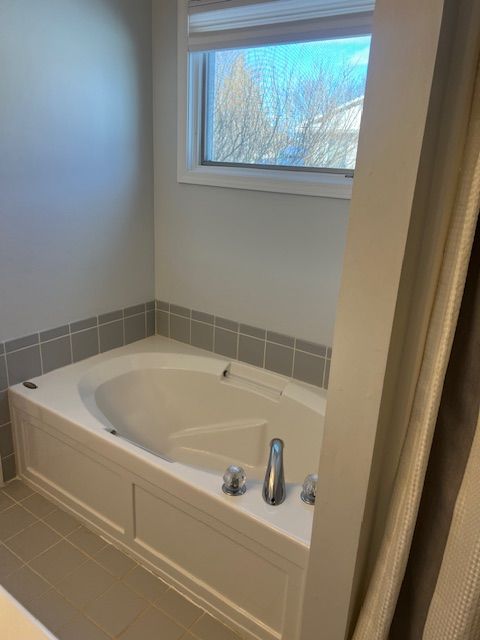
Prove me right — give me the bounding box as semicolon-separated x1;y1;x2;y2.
301;473;318;505
222;465;247;496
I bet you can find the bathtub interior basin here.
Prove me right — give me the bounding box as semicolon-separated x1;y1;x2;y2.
79;353;325;484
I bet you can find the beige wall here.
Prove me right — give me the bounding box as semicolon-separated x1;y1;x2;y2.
153;0;350;346
0;0;154;342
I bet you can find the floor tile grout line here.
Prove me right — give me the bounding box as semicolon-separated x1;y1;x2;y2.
3;522;64;562
6;508;182;622
3;543;227;640
1;485;37;503
0;499;104;582
32;540;203;637
0;511;42;545
176;621;206;640
39;512;82;535
54;601;118;640
64;526;110;555
0;486;122;569
48;549;140;628
79;579;150;638
52;569;119;614
1;482;242;640
0;493;81;545
17;499;59;520
0;491;135;622
1;538;92;623
148;589;203;631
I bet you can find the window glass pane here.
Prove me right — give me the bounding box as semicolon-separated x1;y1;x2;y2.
203;36;371;171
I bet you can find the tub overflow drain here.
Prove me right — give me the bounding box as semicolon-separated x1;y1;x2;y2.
23;381;38;389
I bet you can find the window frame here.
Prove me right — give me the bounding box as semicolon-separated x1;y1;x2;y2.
177;1;371;199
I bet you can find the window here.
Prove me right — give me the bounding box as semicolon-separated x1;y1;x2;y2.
178;0;374;198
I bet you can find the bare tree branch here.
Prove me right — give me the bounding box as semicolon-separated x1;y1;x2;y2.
208;46;367;170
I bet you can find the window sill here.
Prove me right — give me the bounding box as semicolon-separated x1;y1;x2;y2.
177;164;353;199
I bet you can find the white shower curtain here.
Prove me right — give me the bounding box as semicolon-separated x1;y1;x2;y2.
352;59;480;640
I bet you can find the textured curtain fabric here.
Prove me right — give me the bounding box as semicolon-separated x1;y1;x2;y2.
423;412;480;639
352;62;480;640
390;178;480;638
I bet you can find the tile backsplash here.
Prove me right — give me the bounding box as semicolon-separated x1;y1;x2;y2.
1;298;331;485
0;301;155;483
155;300;332;391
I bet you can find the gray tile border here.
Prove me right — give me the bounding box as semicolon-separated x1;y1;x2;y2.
145;301;155;312
98;310;123;325
170;314;190;344
40;325;69;343
146;311;155;337
295;339;327;358
0;356;7;391
123;304;146;318
215;317;239;332
0;423;13;458
156;311;169;337
266;331;295;348
214;328;238;359
6;346;42;385
71;328;99;363
5;334;39;354
156;300;169;312
41;337;72;374
170;304;190;318
265;342;294;377
191;310;214;325
99;321;124;353
155;300;332;390
293;351;326;387
239;324;266;340
0;391;10;427
191;321;214;352
69;317;97;333
0;344;4;356
238;334;265;367
124;314;146;345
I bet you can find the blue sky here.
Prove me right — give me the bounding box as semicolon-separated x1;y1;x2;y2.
262;36;371;73
232;35;371;91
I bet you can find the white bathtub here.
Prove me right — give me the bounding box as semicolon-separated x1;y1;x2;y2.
9;336;326;640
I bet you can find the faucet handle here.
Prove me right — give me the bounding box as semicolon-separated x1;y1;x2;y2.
301;473;318;505
222;465;247;496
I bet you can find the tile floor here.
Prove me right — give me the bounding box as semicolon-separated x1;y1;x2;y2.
0;479;242;640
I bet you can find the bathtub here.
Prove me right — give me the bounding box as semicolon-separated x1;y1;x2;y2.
9;336;326;640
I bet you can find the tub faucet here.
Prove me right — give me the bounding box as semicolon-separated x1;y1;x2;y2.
262;438;285;506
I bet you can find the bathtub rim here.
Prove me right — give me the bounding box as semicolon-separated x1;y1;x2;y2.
8;336;326;553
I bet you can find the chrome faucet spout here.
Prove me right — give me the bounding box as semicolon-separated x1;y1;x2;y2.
262;438;285;506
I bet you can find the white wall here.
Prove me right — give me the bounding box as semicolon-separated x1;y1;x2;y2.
0;0;154;342
153;0;349;346
301;0;450;636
